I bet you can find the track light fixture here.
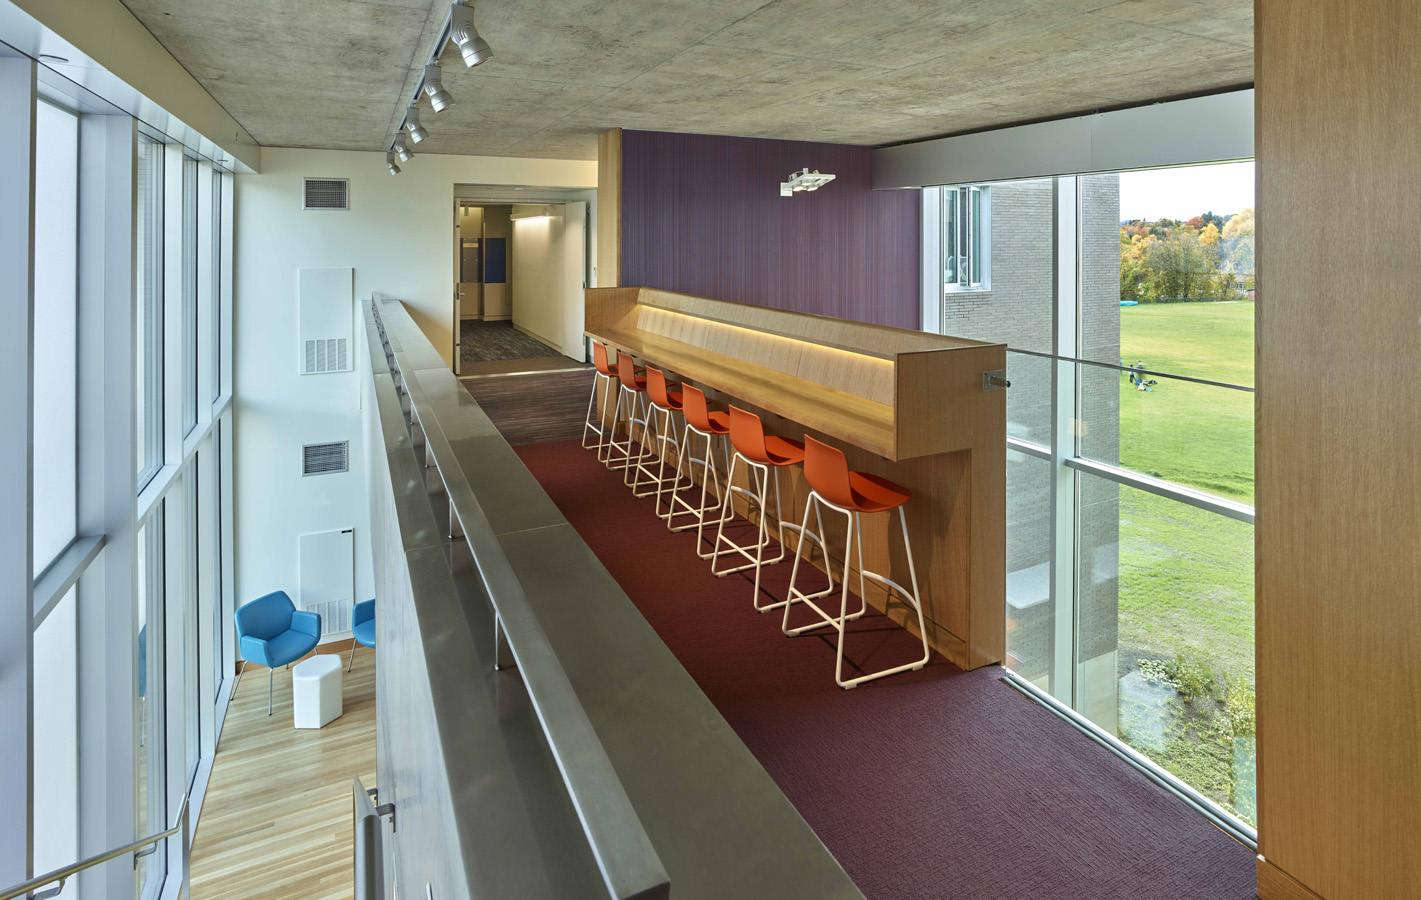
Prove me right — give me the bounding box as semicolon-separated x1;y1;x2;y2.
449;1;493;68
404;105;429;143
386;151;401;175
394;133;414;163
423;63;454;112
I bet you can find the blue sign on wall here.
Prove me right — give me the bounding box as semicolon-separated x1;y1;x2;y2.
484;237;507;284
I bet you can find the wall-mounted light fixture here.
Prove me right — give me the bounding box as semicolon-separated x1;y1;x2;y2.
780;168;836;197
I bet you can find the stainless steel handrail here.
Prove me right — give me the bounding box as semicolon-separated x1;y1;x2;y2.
0;793;190;900
352;778;384;900
368;299;670;900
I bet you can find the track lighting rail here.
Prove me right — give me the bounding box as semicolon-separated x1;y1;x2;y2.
385;0;493;173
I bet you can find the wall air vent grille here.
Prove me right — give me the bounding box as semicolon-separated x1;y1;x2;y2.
303;337;349;374
302;441;349;476
302;178;349;210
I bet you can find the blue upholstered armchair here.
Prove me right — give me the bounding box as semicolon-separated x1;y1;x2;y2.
235;591;321;715
348;599;376;672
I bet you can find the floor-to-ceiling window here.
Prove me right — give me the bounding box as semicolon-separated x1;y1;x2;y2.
135;508;167;900
928;161;1257;832
30;97;81;882
210;169;222;403
182;155;200;436
137;136;165;490
3;55;237;900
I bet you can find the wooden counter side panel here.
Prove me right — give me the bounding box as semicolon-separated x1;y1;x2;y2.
585;287;640;333
893;346;1005;459
895;346;1006;668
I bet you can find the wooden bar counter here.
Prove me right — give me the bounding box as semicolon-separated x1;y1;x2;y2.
586;286;1007;671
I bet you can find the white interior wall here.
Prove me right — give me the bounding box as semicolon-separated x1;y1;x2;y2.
510;211;565;353
560;201;587;356
234;147;595;642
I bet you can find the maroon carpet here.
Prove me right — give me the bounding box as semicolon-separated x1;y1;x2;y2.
516;439;1256;900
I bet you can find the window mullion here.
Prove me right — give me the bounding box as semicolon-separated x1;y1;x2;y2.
1048;175;1080;704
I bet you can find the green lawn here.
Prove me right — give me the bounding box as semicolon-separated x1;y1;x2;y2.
1112;300;1257;823
1117;301;1255;504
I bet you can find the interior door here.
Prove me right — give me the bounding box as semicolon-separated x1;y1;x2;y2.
561;201;588;362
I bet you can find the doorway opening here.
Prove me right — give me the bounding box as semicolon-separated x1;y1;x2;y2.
453;188;594;377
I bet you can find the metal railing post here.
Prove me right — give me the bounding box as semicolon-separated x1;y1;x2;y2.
181;796;191;900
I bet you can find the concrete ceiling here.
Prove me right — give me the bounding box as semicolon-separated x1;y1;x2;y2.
121;0;1252;160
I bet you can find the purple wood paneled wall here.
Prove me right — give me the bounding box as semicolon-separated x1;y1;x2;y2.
619;130;921;329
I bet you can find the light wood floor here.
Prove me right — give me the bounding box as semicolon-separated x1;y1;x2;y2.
190;644;376;900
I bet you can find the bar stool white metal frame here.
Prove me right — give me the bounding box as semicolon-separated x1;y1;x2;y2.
628;368;684;499
781;487;929;690
709;408;819;613
662;411;734;543
605;352;652;474
581;347;620;461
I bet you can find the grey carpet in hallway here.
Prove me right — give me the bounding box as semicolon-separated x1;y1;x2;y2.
460;320;563;363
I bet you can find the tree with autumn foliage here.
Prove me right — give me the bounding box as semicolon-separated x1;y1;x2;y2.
1118;212;1246;303
1221;207;1254;276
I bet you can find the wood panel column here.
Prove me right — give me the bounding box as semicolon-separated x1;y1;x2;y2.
1256;1;1421;897
597;128;621;288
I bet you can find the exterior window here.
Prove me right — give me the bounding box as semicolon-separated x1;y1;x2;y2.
183;156;199;435
137;137;164;488
944;184;989;291
930;162;1257;832
211;170;223;401
32;100;79;572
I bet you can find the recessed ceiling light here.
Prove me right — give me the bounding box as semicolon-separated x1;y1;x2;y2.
38;54;69;64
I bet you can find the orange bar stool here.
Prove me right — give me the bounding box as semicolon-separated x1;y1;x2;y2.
609;349;654;478
782;435;929;689
583;341;623;464
664;383;734;546
629;366;684;499
710;406;807;611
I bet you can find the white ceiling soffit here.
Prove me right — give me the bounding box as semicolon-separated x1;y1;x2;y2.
872;89;1254;189
0;0;260;171
114;0;1252;161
